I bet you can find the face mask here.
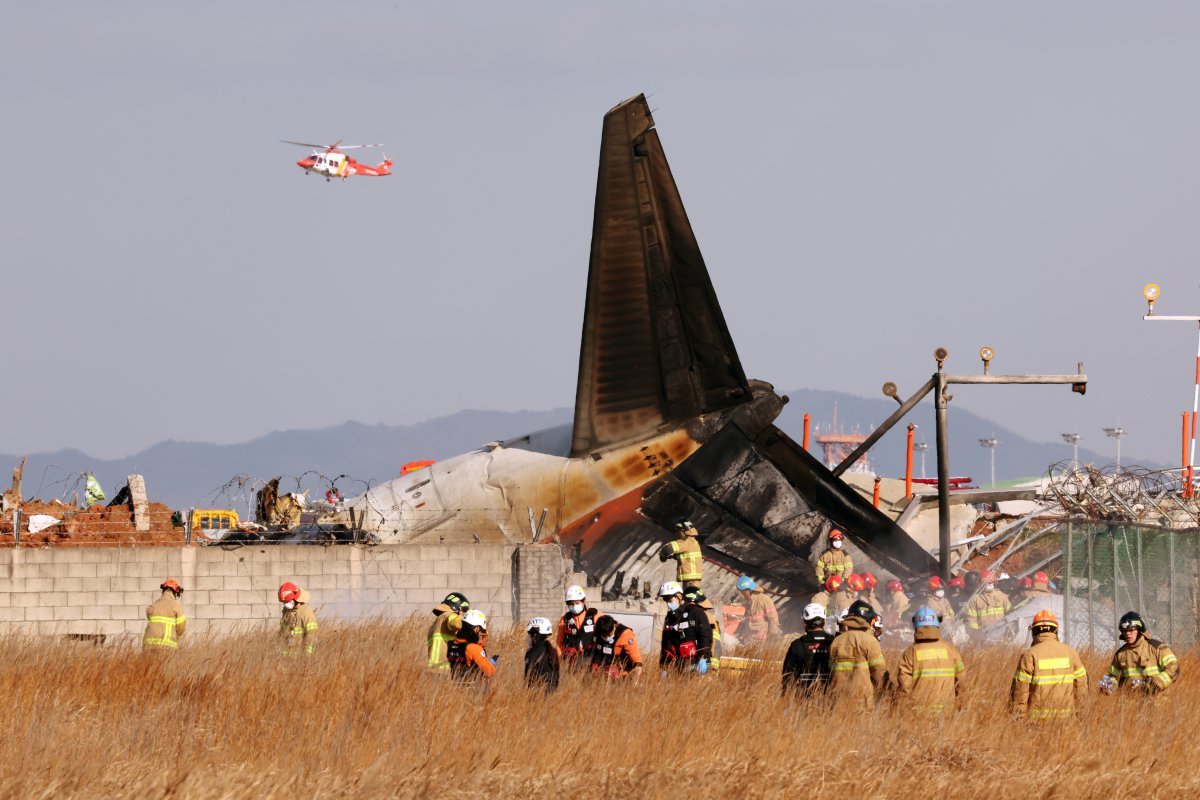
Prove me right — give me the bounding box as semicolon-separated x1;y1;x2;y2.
568;603;584;615
934;589;945;599
284;601;296;610
984;583;995;592
667;600;681;612
832;540;843;549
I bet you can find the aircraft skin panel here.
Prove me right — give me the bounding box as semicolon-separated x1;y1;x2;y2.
571;94;750;457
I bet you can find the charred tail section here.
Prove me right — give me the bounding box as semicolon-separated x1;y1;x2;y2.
571;94;750;458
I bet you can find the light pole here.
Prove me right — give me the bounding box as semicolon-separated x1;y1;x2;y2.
1061;433;1081;471
914;442;929;479
979;437;999;487
1141;283;1199;496
1103;427;1126;467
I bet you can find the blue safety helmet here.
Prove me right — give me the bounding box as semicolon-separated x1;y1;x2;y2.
736;576;757;591
912;606;941;628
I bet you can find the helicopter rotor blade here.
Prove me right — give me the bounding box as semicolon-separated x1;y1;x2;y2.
280;139;329;149
336;143;384;150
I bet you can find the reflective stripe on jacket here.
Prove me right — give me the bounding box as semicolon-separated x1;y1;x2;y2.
816;549;853;583
1011;632;1087;719
965;590;1012;630
427;607;462;670
895;627;965;713
828;616;886;707
668;537;702;582
745;591;780;640
143;591;186;649
1107;636;1180;694
281;604;318;655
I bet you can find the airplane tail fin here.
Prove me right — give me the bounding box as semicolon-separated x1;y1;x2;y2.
570;94;750;457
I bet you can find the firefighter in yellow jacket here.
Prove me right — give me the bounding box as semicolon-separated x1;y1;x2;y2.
143;579;187;650
1010;610;1087;720
964;570;1011;637
922;576;956;622
737;576;780;642
828;601;887;708
895;606;965;714
815;529;854;584
278;582;318;656
427;592;470;671
1101;611;1180;697
659;520;703;589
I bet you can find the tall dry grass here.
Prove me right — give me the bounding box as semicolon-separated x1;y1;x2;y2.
1;620;1196;798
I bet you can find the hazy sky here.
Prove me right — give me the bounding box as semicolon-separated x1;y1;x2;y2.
7;3;1200;468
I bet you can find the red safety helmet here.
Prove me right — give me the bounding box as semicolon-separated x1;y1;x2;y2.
979;569;996;583
1019;576;1033;590
278;582;301;604
949;576;966;590
928;576;944;591
160;579;183;595
824;575;842;592
861;572;878;589
1034;571;1049;585
846;574;866;592
886;579;904;592
829;529;845;541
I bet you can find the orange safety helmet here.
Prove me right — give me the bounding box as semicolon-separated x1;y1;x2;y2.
949;576;966;590
846;574;866;592
824;575;842;593
1031;609;1059;631
278;582;301;604
861;572;877;589
829;529;845;541
160;579;183;595
886;579;904;592
928;576;944;591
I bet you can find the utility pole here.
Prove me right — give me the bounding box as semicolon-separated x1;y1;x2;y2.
914;442;929;479
1141;282;1199;495
1103;427;1127;467
1061;433;1081;471
979;437;999;487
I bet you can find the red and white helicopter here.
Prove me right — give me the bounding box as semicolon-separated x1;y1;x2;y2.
281;140;393;181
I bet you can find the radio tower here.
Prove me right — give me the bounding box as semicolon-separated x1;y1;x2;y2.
815;403;873;475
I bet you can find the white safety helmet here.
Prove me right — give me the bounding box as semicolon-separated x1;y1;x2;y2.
659;580;684;598
526;617;553;636
564;585;587;603
802;603;827;622
462;609;488;630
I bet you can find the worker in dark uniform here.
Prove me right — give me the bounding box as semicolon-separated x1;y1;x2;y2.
659;581;713;675
782;602;834;695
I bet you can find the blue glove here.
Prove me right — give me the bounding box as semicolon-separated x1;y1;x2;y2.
697;658;708;675
488;657;498;667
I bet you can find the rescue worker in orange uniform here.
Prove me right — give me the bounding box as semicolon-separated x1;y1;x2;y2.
737;576;781;642
278;582;318;656
860;572;883;615
815;529;854;584
894;606;966;714
448;609;497;686
810;575;842;619
1101;611;1179;697
885;579;910;626
590;614;644;680
782;603;834;695
658;520;703;589
659;581;713;674
143;579;187;650
834;574;863;617
1010;610;1087;720
684;587;722;672
427;592;470;671
524;617;559;692
828;600;887;707
964;570;1011;638
922;576;955;622
556;585;600;668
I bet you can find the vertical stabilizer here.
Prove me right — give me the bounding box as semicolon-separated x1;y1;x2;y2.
571;94;750;457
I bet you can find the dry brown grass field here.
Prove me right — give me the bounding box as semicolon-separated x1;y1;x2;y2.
1;619;1196;798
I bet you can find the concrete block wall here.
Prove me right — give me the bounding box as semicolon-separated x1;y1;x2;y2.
0;542;544;639
512;543;573;623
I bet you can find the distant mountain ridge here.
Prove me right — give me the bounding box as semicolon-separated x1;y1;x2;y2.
0;390;1138;510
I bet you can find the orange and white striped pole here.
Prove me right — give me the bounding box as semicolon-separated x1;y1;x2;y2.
1139;283;1200;499
1183;412;1192;498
